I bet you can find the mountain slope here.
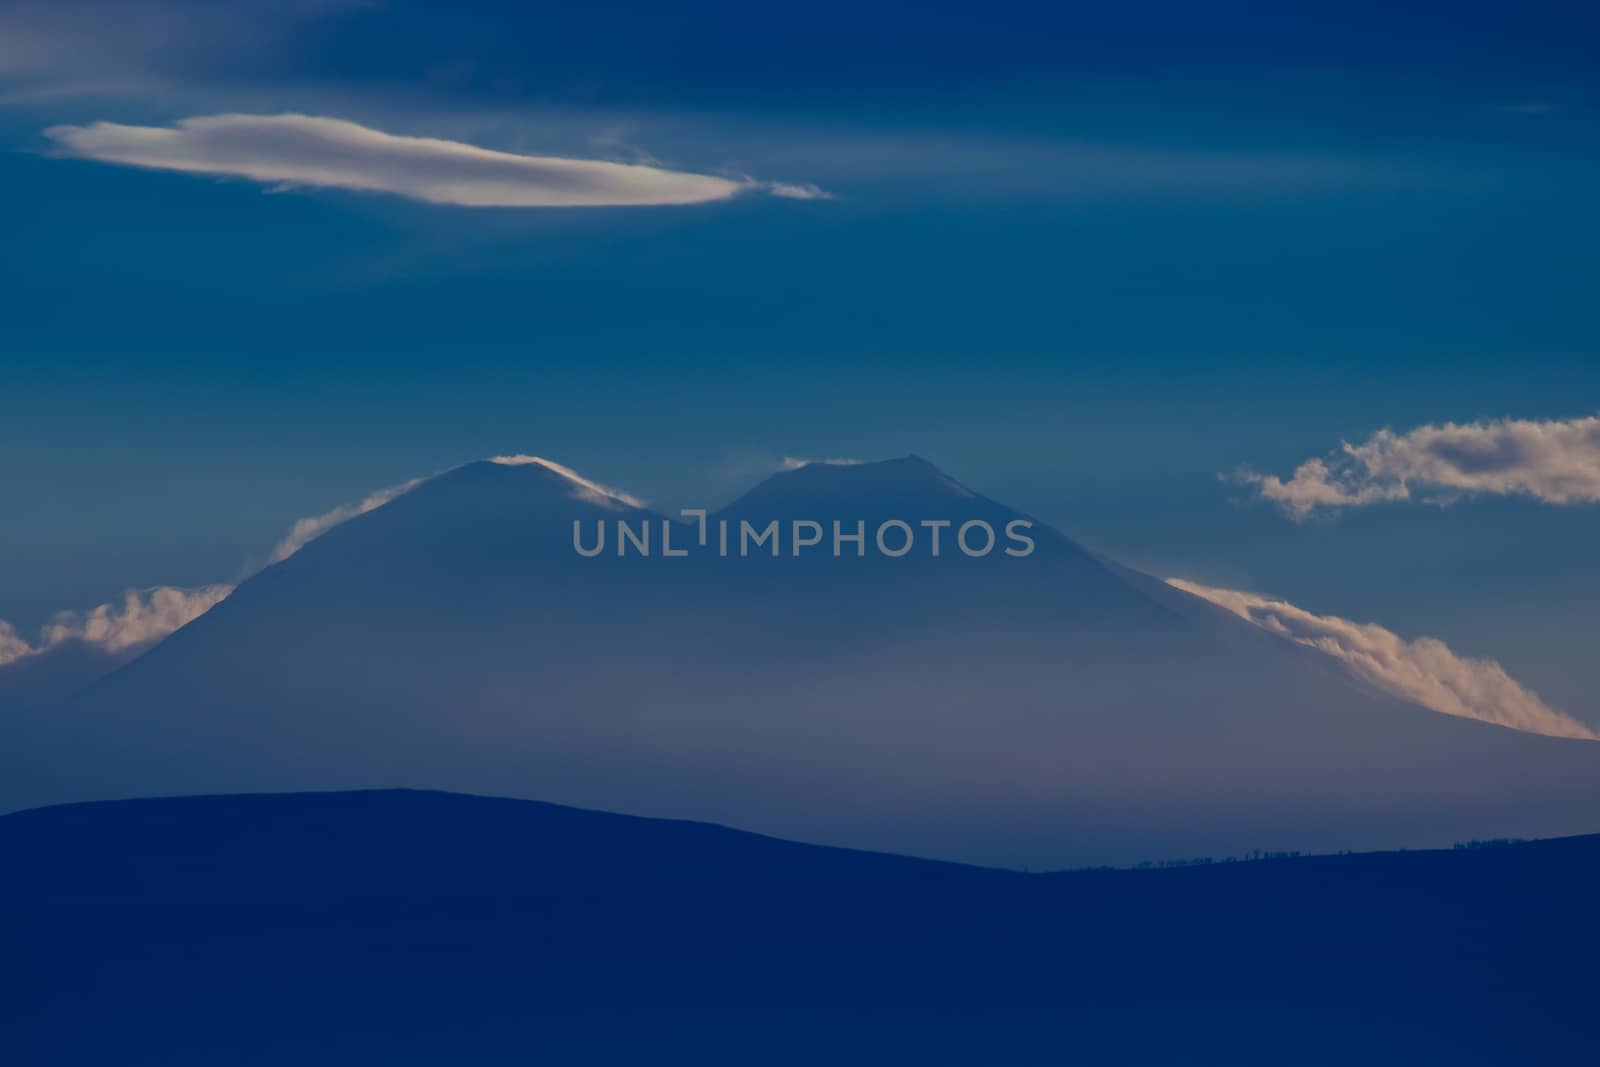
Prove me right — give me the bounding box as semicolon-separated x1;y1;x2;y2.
6;456;1598;867
2;789;1596;1065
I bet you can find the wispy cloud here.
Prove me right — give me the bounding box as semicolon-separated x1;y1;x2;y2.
1169;578;1595;741
0;584;234;668
4;452;641;664
1237;414;1600;520
43;114;824;207
0;620;33;667
488;455;645;508
721;127;1410;201
39;584;235;652
780;456;863;470
766;181;834;201
0;1;368;88
267;455;642;565
269;477;425;564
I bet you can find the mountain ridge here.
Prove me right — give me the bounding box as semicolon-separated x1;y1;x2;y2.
4;788;1597;1064
6;453;1597;868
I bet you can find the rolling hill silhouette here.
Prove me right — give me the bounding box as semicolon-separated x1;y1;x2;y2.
2;789;1596;1065
6;456;1597;867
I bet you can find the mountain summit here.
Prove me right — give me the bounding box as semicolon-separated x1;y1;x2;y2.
7;455;1597;867
731;455;975;507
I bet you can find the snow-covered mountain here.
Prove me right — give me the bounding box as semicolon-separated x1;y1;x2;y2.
8;456;1598;867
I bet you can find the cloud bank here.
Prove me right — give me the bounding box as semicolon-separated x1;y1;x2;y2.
0;584;234;668
1239;414;1600;519
269;477;425;564
43;114;820;207
1169;578;1594;741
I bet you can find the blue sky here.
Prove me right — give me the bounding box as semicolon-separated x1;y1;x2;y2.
2;1;1598;714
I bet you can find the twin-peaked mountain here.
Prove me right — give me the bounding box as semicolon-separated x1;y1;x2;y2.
8;456;1598;867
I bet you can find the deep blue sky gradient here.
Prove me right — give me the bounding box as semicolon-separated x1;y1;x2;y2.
1;0;1596;713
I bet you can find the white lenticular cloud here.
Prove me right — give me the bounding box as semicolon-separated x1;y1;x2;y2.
489;455;645;509
42;114;824;208
1239;414;1600;519
1168;578;1595;741
269;477;426;564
